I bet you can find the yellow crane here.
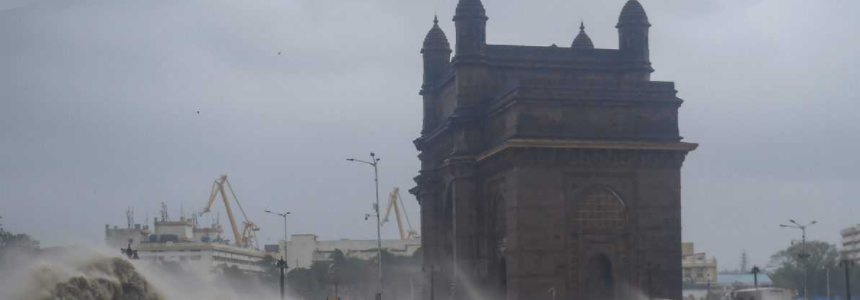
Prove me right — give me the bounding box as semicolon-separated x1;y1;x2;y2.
200;175;260;249
381;187;419;240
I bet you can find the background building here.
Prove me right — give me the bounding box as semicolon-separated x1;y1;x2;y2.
105;223;150;249
136;241;267;273
278;234;420;269
682;242;719;285
841;225;860;263
106;215;266;273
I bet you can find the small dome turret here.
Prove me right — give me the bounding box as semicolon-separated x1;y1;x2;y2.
571;22;594;50
422;16;451;52
422;16;452;92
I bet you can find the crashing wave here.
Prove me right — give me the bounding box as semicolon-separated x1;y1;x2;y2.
45;257;163;300
0;248;164;300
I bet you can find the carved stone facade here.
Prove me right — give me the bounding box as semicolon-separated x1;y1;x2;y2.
412;1;697;300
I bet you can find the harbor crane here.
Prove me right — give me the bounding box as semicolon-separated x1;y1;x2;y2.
200;175;260;249
380;187;419;240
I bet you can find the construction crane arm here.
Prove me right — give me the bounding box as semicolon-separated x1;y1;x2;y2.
218;180;244;247
392;194;407;240
202;178;222;214
199;175;245;247
397;189;419;240
381;188;409;240
381;191;395;225
197;175;260;249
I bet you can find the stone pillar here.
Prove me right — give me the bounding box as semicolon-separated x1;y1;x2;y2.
445;158;481;300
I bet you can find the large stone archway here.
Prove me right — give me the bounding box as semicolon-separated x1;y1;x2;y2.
413;2;697;300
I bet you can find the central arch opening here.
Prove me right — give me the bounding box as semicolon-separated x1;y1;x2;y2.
585;254;614;300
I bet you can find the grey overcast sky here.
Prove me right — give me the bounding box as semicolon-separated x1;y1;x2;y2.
1;0;859;271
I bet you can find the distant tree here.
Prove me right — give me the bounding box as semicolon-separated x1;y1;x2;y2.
331;248;346;265
768;241;860;299
0;216;40;258
287;261;335;300
282;248;424;300
257;254;282;292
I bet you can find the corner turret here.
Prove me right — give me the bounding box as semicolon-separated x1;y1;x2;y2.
422;16;452;91
453;0;488;57
617;0;651;64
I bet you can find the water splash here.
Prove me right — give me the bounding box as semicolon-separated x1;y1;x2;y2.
453;265;490;300
0;247;163;300
0;246;285;300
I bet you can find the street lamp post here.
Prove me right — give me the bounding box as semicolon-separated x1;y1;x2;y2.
841;259;854;300
706;273;712;300
329;264;340;299
752;266;761;290
780;219;817;300
347;152;383;300
265;210;291;300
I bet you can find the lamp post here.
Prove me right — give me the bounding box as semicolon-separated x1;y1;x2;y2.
841;259;854;300
780;219;817;300
347;152;383;300
265;209;291;300
752;265;761;290
328;264;340;299
706;273;712;300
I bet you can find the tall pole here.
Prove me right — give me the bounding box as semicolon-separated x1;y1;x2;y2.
266;210;290;300
706;274;711;300
373;153;383;300
842;258;854;300
329;263;340;300
803;226;808;300
280;255;285;300
752;266;761;290
781;220;816;300
288;212;290;300
348;153;384;300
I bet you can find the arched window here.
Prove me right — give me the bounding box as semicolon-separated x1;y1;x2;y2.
579;187;626;230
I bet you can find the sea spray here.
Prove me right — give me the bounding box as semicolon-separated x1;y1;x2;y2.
48;257;163;300
0;247;164;300
1;246;288;300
